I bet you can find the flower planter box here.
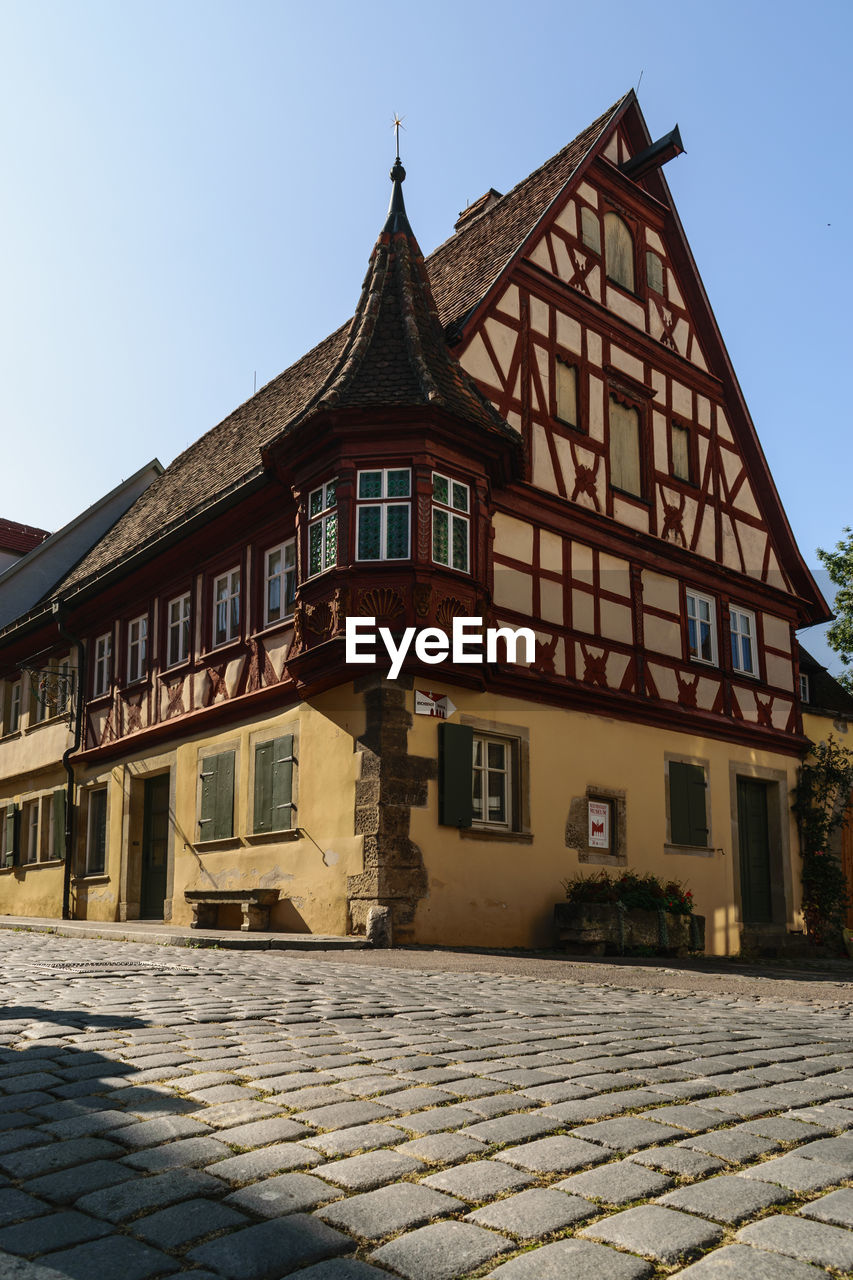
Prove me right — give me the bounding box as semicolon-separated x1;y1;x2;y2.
554;901;705;956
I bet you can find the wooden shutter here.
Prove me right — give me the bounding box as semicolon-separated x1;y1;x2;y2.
439;723;474;828
199;752;234;840
52;790;66;860
4;804;18;868
609;398;642;496
255;735;295;833
670;761;708;846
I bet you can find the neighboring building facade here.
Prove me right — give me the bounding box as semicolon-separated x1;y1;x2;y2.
0;520;49;576
0;94;829;954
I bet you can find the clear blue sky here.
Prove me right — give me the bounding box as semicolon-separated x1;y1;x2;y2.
1;0;849;664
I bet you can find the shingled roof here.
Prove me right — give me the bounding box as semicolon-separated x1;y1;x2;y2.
56;96;627;596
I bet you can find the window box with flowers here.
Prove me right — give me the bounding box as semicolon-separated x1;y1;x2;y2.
554;870;705;956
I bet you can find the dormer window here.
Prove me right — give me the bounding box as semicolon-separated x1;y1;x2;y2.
356;469;411;561
308;480;337;577
604;213;635;292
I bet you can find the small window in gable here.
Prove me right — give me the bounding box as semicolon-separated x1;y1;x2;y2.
604;212;635;292
608;396;643;497
580;207;600;254
555;361;578;428
671;422;692;483
646;250;663;294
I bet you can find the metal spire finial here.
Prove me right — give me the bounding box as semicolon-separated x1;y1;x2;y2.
392;113;405;161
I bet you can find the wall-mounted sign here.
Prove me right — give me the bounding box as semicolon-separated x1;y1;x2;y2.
588;799;610;850
415;690;457;720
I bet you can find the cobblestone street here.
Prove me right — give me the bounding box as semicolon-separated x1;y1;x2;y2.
0;933;852;1279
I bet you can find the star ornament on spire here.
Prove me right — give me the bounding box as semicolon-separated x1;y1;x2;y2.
392;113;405;161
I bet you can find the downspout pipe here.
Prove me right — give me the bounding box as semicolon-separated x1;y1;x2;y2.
55;605;85;921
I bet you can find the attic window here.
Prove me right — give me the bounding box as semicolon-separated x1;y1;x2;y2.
580;207;600;255
604;213;635;291
800;673;810;703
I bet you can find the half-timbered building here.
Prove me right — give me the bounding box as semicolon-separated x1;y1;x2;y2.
0;93;829;954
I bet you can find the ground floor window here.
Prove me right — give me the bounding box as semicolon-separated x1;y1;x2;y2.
667;758;709;848
198;751;235;841
253;735;295;833
86;789;108;874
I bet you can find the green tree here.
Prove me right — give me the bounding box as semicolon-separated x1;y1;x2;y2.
818;527;853;692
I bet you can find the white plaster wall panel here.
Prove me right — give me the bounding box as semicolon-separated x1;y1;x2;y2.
646;227;665;253
696;677;719;711
697;396;711;428
572;591;595;634
765;652;794;692
649;306;664;343
698;435;710;483
671;380;692;418
762;615;792;653
600;600;633;644
511;368;521;401
555;203;577;239
642;570;679;614
689;338;709;371
716;408;734;442
607;288;646;330
540;579;564;625
528;238;552;273
532;424;558;492
606;651;631;688
571;541;594;583
604;134;619;162
673;318;690;357
734;481;761;520
680;493;699;543
193;672;206;706
737;522;766;578
694;506;716;561
667;271;685;308
484;317;516;381
588;374;604;441
653;411;668;471
613;496;650;533
764;552;790;594
265;632;291;680
498;284;520;318
644;614;682;658
556;311;582;355
530;296;549;335
648;663;678;702
493;513;534;561
599;552;631;598
506;409;522;432
540;530;563;573
720;514;741;571
533;347;549;415
552;236;573;284
459;332;500;391
225;657;243;697
771;698;791;729
586;264;602;303
494;567;533;613
720;447;742;491
609;346;644;382
578;181;598;206
734;685;757;720
651;369;666;401
556;437;601;510
587;331;603;366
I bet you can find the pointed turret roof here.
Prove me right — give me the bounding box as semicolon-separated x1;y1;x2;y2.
283;156;517;442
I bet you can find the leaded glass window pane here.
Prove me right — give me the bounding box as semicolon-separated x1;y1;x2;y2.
451;481;469;512
309;488;323;518
324;514;337;568
358;506;381;560
325;479;337;509
386;505;409;559
433;474;449;505
452;514;469;572
267;575;281;621
433;508;449;565
359;471;382;499
309;522;323;576
387;469;410;497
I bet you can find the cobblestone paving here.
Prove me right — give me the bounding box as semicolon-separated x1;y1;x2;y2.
0;934;851;1279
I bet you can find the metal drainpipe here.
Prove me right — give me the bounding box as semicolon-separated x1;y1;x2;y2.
55;606;85;921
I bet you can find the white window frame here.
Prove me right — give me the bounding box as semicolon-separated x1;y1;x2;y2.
800;673;810;703
472;733;514;830
432;473;470;574
355;469;411;562
92;633;112;698
263;540;296;626
23;800;40;864
213;568;241;647
729;606;757;677
86;788;108;875
8;680;21;734
307;480;338;578
127;615;148;684
686;590;717;666
167;593;191;667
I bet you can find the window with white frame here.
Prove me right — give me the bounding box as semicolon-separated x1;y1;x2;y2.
127;615;148;683
432;474;470;573
686;590;717;665
86;788;107;874
264;541;296;625
167;594;191;667
308;480;337;577
213;568;241;647
92;633;112;697
730;606;757;676
472;735;513;828
4;679;22;734
356;469;411;561
800;673;810;703
23;800;40;864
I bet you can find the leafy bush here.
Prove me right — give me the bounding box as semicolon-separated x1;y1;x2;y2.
562;870;694;916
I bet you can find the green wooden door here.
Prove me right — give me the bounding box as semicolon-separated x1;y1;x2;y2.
141;774;170;919
737;777;772;923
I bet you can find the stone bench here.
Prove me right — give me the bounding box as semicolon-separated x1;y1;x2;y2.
185;889;280;932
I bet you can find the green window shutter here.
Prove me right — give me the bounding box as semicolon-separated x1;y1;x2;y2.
4;804;18;868
272;735;294;831
670;761;707;846
253;741;273;833
53;790;66;861
200;752;234;840
439;723;474;828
